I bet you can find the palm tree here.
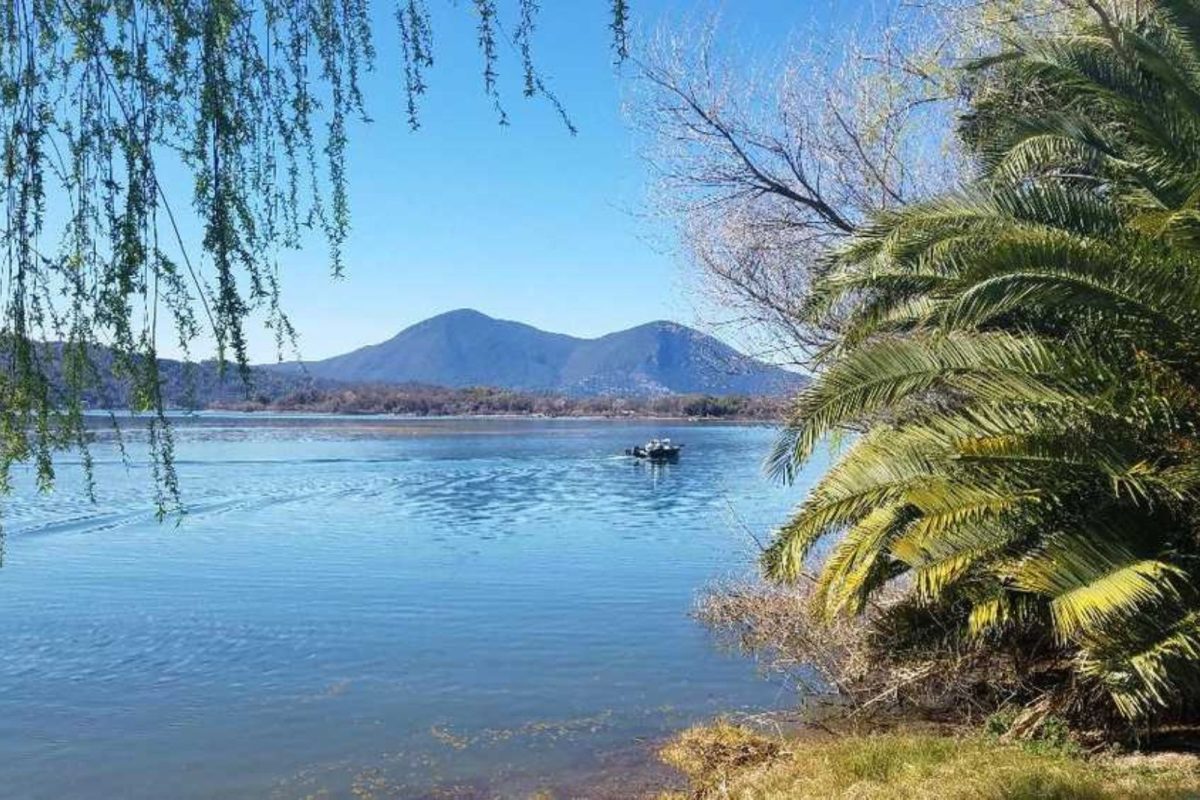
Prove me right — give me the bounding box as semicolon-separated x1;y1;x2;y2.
766;0;1200;722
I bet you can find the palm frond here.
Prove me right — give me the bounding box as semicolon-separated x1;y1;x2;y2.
769;332;1085;480
1013;531;1184;639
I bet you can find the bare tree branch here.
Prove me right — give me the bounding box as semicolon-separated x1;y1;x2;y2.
628;12;963;366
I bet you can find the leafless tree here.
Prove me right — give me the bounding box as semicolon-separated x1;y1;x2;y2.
629;2;1074;368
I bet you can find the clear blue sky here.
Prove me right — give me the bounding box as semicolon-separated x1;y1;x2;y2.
223;1;877;362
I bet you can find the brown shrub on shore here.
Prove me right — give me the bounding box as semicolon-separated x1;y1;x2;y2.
695;579;1078;731
659;721;783;796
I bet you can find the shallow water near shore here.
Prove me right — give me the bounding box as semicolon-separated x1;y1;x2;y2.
0;415;816;799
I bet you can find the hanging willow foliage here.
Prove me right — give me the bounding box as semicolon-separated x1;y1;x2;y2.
0;0;629;533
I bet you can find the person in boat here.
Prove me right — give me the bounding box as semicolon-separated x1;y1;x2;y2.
625;438;683;459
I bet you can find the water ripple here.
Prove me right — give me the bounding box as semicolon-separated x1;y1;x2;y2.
0;416;813;800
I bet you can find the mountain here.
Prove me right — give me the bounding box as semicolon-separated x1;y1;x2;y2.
269;309;804;396
35;342;326;409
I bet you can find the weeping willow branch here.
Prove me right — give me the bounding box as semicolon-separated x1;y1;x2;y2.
0;0;630;539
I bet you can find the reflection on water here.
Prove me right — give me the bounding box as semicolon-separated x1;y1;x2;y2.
0;416;814;799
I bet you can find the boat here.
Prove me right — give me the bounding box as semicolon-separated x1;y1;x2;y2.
625;437;683;461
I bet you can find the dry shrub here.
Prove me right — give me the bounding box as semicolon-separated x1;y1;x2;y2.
658;721;783;797
695;579;1050;724
695;580;877;700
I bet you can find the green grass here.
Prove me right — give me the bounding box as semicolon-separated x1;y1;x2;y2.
657;723;1200;800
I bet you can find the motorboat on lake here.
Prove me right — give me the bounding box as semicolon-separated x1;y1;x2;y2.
625;437;683;461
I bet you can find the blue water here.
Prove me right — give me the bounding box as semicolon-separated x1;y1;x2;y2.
0;416;810;799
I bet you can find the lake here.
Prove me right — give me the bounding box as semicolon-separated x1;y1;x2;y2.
0;415;814;799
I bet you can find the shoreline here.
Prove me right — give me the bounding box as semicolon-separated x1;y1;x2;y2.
652;718;1200;800
83;407;785;424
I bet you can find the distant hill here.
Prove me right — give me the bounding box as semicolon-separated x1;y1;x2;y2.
34;342;322;409
268;309;805;396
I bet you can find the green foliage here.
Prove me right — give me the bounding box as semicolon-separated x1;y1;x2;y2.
985;706;1080;757
765;0;1200;726
985;707;1021;738
0;1;628;537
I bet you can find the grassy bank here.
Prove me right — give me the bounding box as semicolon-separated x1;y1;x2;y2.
655;723;1200;800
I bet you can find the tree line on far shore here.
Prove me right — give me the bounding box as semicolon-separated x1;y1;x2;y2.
214;384;788;420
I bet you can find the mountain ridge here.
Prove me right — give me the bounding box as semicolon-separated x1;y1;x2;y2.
267;309;804;397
